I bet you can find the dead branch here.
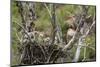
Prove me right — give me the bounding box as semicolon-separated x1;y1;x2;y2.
73;20;95;62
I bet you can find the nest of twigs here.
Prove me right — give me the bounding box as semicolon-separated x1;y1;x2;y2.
20;40;69;65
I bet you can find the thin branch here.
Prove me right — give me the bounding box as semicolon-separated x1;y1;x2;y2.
82;43;87;61
75;44;95;51
37;43;47;61
73;20;95;62
55;12;63;43
62;14;82;51
46;49;55;63
49;4;56;45
72;36;83;62
84;20;95;37
13;22;33;43
15;29;23;45
44;3;52;18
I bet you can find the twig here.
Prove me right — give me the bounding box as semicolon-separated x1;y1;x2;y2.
37;43;47;61
44;3;52;18
55;12;63;43
72;36;83;62
75;44;95;51
14;22;33;43
82;44;87;61
73;20;95;62
62;14;82;51
15;29;23;46
46;49;55;63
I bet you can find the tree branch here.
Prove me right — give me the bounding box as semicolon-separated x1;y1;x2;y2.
73;20;95;62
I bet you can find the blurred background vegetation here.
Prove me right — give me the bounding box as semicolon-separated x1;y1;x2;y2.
11;1;96;65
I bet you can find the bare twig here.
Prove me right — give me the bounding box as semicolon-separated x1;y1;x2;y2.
15;29;22;45
72;36;83;62
73;20;95;62
14;22;33;43
46;49;55;63
37;43;47;61
44;3;52;18
62;14;82;51
75;44;95;51
82;44;87;61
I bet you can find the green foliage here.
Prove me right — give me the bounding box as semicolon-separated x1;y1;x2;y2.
79;34;96;62
11;1;22;65
88;6;96;16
